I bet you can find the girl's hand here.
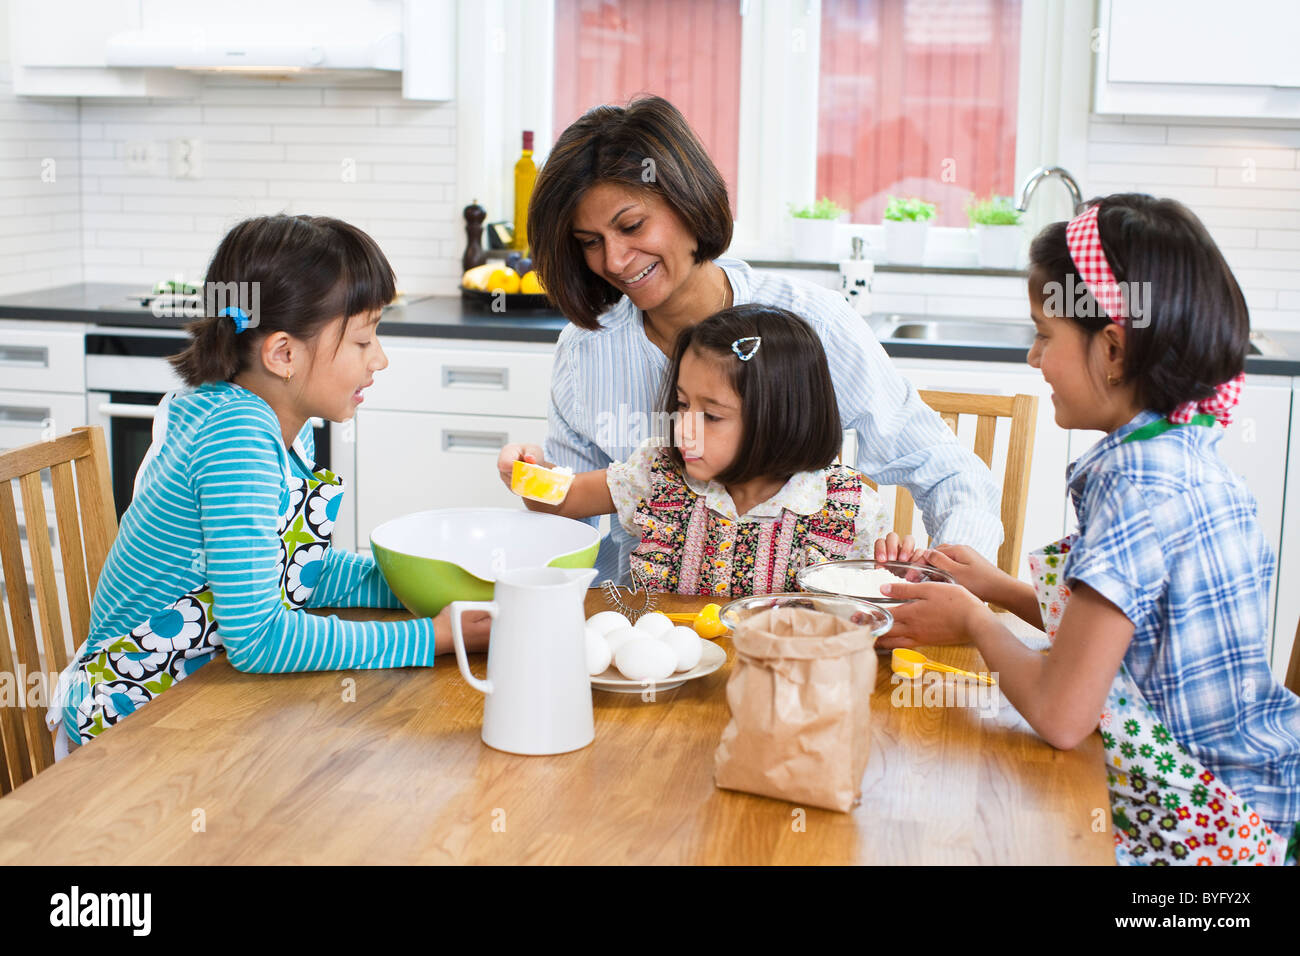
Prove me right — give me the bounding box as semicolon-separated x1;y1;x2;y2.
432;607;494;655
874;532;920;564
875;580;992;649
497;443;548;489
919;544;1008;604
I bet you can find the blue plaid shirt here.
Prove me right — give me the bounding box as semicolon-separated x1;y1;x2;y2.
1063;409;1300;830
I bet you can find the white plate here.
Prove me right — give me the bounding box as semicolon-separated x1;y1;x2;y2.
591;640;727;694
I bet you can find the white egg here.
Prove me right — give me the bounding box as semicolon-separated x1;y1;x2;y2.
633;612;674;638
664;626;704;672
604;625;639;657
585;626;612;676
614;637;678;682
586;611;631;637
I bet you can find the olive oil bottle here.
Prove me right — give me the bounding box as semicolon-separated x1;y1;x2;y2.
513;130;537;251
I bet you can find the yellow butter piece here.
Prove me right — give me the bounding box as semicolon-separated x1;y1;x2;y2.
510;460;574;504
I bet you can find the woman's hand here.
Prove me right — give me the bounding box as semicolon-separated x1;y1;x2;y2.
497;443;548;489
432;607;494;655
919;544;1010;604
875;580;993;649
874;532;920;563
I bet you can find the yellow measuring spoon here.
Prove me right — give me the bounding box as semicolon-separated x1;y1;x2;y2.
891;647;997;686
664;603;728;640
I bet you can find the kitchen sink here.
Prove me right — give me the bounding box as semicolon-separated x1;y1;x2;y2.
873;317;1035;348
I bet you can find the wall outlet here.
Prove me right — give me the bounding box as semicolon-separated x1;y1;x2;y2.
125;140;161;176
170;138;202;180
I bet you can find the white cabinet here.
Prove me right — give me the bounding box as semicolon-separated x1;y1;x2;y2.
1271;379;1300;682
1095;0;1300;119
351;339;555;551
889;358;1067;579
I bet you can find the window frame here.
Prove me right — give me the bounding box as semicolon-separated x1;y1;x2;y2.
458;0;1092;261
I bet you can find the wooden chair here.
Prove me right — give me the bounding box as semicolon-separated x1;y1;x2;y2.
0;426;116;794
864;391;1038;578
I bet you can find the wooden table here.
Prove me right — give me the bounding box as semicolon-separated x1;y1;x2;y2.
0;592;1114;864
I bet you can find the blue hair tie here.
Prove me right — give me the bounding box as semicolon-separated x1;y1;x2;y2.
220;306;251;333
731;336;761;361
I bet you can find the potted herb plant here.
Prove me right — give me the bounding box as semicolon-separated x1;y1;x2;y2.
966;194;1024;269
789;197;849;261
883;196;936;265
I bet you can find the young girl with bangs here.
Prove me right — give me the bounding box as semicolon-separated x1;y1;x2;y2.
498;304;916;597
881;194;1300;865
49;215;491;755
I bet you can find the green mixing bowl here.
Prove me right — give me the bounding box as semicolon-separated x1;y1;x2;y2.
370;508;601;616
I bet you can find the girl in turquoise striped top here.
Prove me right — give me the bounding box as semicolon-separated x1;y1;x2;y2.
49;215;492;754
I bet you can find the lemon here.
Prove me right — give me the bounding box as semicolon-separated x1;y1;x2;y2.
520;270;546;295
486;267;520;295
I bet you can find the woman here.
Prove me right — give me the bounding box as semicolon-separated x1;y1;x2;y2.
529;95;1003;584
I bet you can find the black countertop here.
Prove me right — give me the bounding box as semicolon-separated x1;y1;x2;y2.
3;282;1298;375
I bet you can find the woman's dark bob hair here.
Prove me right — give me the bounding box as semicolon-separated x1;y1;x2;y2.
169;214;396;386
660;304;842;486
529;94;733;330
1027;193;1249;416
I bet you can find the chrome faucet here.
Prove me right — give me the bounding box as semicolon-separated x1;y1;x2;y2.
1016;165;1085;215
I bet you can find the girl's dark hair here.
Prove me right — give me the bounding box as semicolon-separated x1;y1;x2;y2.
529;95;733;330
1027;193;1249;416
169;214;396;386
660;304;842;485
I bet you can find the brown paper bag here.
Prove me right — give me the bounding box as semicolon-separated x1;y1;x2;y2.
714;606;877;812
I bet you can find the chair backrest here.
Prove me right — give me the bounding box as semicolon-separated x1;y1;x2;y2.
864;391;1037;577
0;426;117;793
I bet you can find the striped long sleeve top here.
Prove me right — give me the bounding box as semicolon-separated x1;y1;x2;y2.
546;257;1006;584
81;381;438;674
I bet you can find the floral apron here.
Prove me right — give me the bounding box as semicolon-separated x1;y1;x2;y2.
48;452;344;748
1029;419;1295;865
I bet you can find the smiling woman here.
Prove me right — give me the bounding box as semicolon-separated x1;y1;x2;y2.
527;95;1007;585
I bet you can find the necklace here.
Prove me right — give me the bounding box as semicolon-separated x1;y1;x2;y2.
644;265;731;353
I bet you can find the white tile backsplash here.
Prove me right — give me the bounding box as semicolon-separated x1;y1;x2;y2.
1088;117;1300;332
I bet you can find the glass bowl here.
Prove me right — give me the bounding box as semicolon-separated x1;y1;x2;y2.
796;558;954;605
719;592;893;639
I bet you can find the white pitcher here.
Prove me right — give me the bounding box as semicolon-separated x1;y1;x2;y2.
448;566;598;755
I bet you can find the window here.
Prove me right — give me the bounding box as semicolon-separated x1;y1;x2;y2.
552;0;743;212
817;0;1022;228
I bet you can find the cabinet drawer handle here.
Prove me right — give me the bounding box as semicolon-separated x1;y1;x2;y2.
0;344;49;368
442;366;510;390
442;429;509;452
97;402;158;420
0;405;50;426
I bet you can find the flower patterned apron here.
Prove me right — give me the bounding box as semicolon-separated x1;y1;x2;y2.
48;451;344;748
1028;416;1295;865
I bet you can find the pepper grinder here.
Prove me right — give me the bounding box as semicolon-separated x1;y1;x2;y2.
462;199;487;272
839;236;874;317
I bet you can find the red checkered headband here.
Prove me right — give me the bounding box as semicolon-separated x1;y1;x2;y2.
1064;202;1244;427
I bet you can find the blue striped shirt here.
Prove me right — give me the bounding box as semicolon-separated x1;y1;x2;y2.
81;381;438;675
546;257;1005;583
1063;410;1300;830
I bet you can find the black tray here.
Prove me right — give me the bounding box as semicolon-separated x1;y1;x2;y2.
460;288;555;311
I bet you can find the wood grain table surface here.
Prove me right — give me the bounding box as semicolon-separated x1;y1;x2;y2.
0;591;1115;865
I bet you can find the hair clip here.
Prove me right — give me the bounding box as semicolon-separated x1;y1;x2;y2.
731;336;761;361
219;305;251;334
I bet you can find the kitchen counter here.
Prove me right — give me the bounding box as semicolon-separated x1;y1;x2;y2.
3;282;1298;375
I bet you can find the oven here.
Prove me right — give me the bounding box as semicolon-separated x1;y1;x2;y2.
86;330;330;520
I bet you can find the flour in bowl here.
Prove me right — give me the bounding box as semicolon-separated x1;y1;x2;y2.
803;565;903;599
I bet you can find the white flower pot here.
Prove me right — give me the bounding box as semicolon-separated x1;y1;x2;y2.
790;217;842;261
883;220;930;265
974;223;1023;269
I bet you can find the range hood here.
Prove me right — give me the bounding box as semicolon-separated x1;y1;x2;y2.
103;31;402;72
